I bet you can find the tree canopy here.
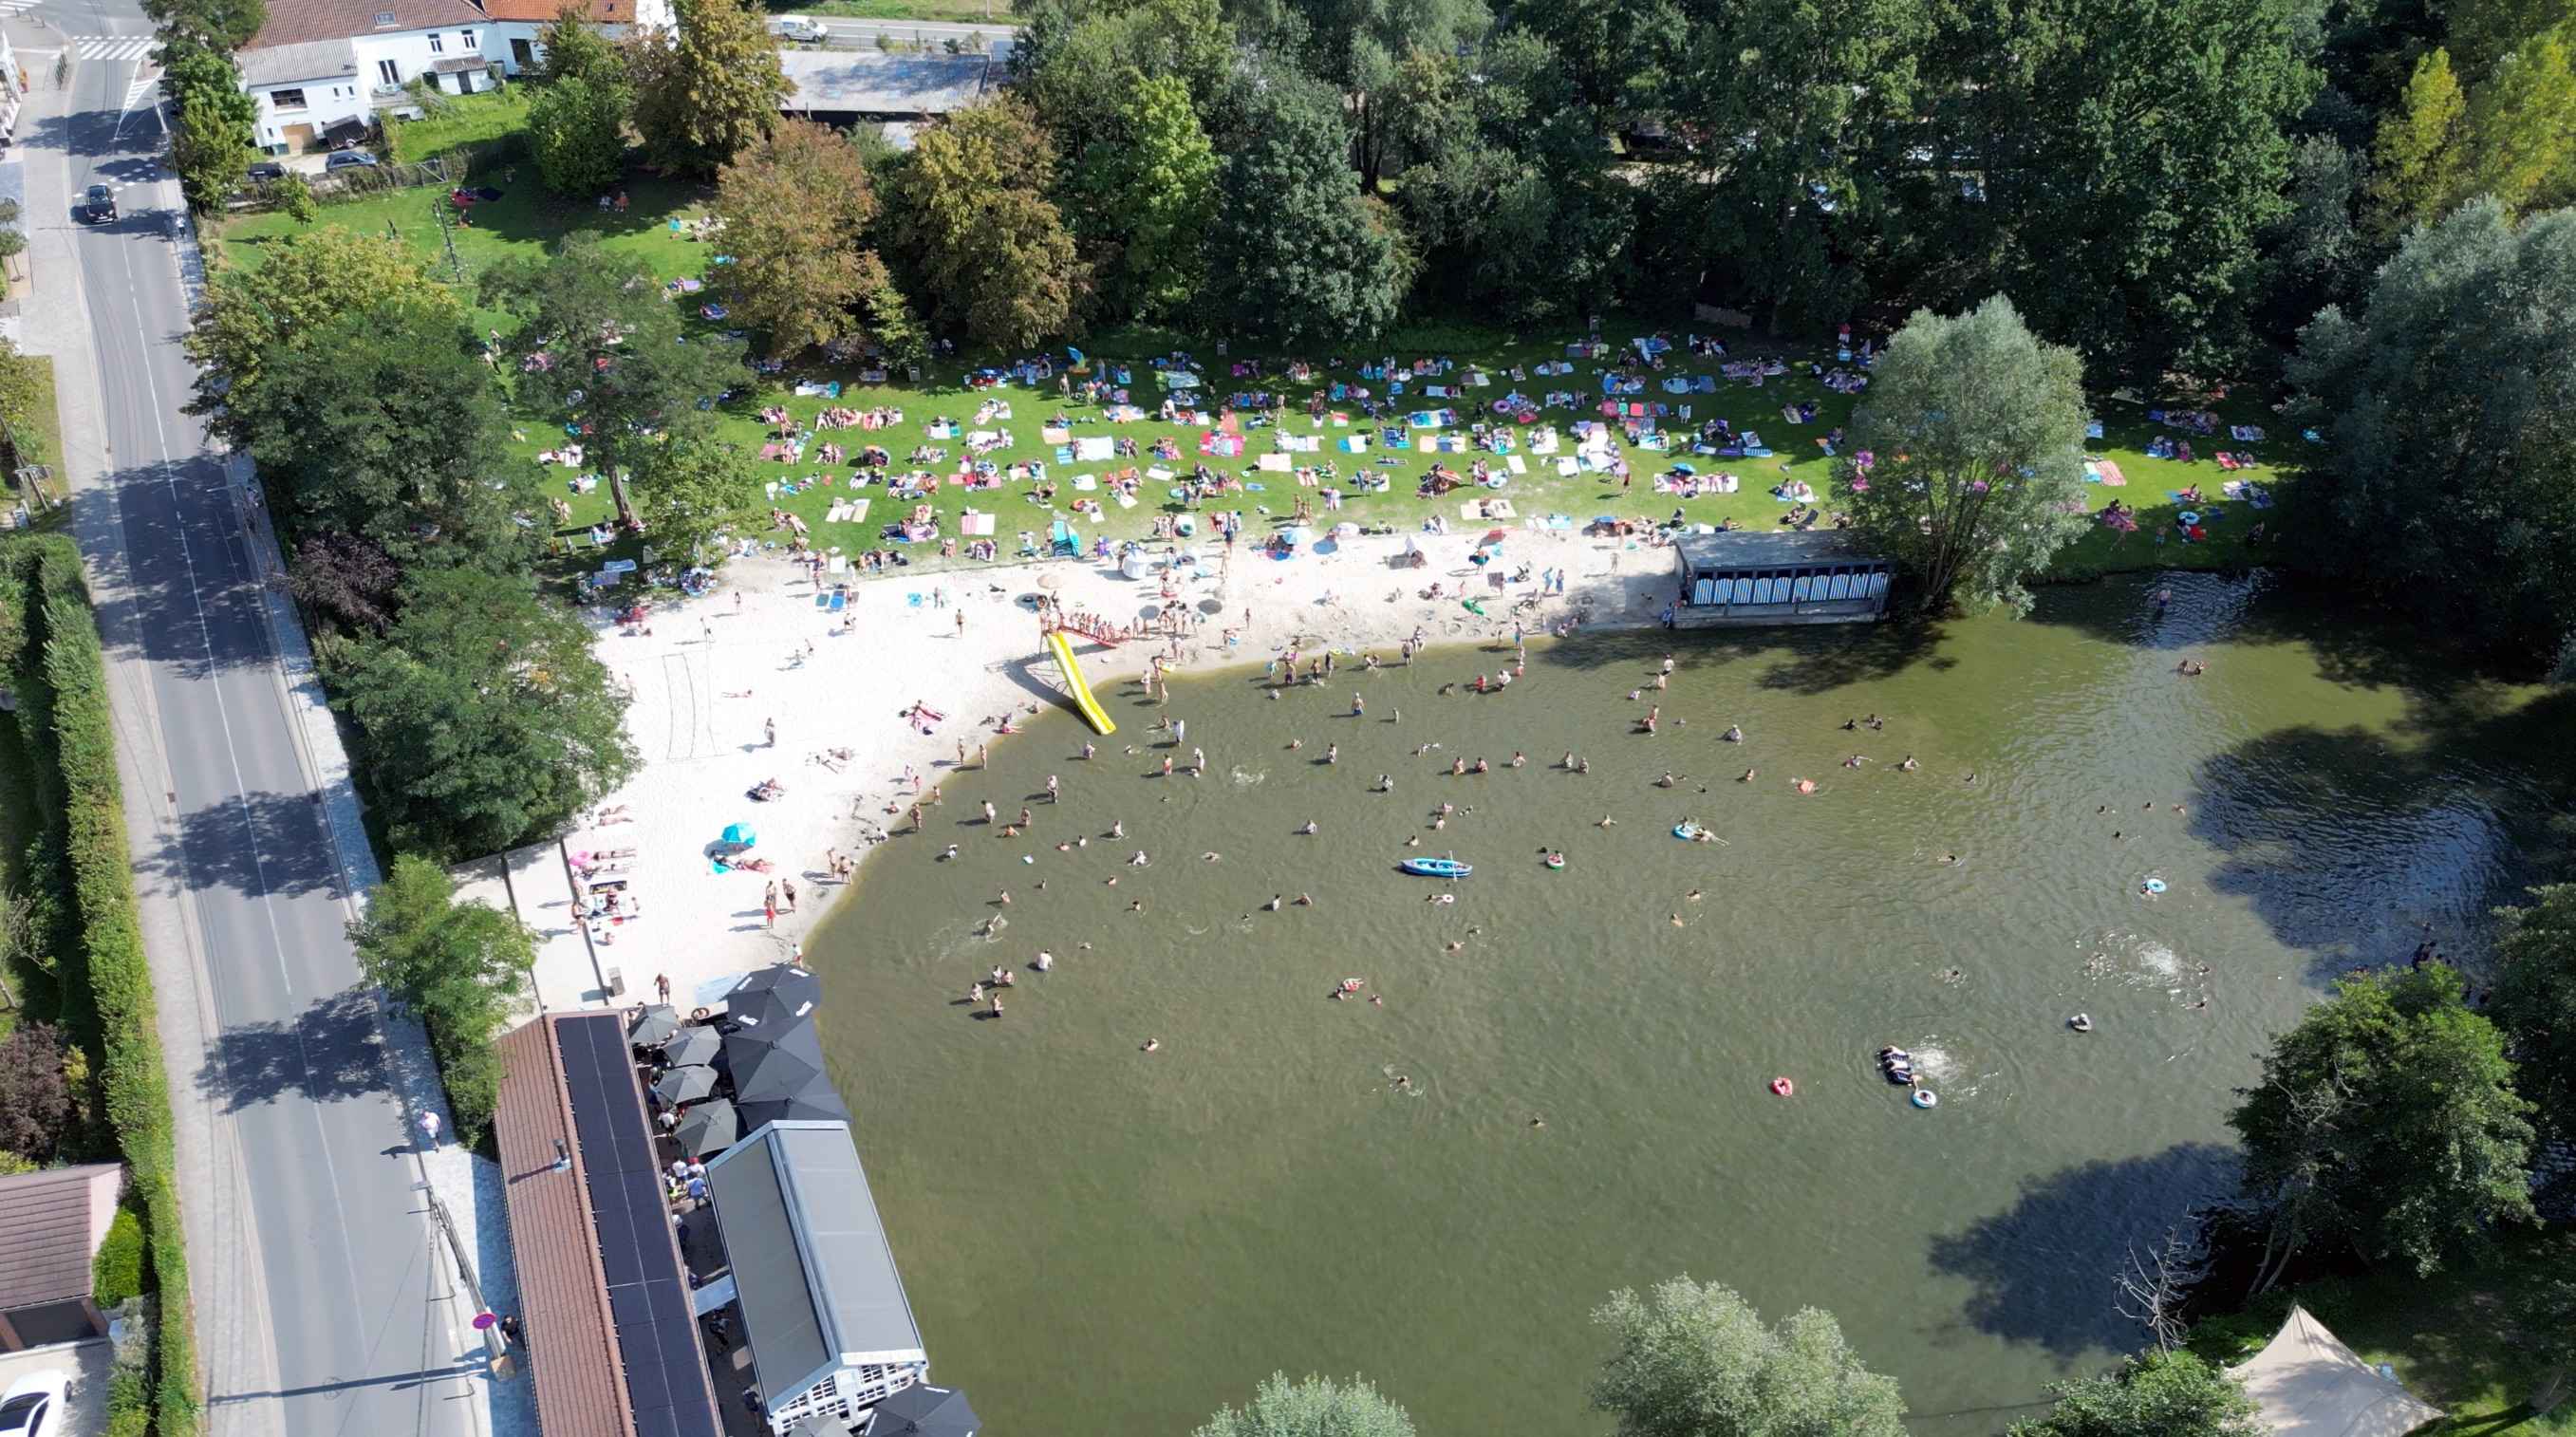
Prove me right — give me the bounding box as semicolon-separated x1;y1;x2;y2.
528;73;629;196
350;853;535;1140
885;98;1084;349
534;1;627;86
1192;1372;1415;1437
2006;1350;2264;1437
1073;73;1219;325
715;120;890;358
626;0;788;176
1591;1277;1908;1437
1206;71;1410;345
625;425;762;566
1837;296;2093;615
191;227;457;447
2488;883;2576;1151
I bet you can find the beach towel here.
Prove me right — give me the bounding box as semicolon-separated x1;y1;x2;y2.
2085;420;2104;439
2093;459;2127;486
1506;456;1526;475
1257;453;1292;472
1114;492;1136;509
1338;435;1372;454
961;512;996;536
1073;436;1115;461
1042;426;1072;444
1072;475;1097;491
1556;457;1579;476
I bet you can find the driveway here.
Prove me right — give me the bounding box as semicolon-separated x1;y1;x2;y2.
0;1339;112;1437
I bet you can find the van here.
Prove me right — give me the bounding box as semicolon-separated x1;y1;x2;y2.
769;16;827;42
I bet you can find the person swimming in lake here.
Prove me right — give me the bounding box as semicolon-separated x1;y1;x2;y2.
1509;752;1525;768
1723;724;1745;743
1898;756;1918;772
1740;768;1757;782
1325;743;1340;763
1843;755;1869;768
1658;772;1679;788
1472;756;1489;774
1376;774;1394;792
1298;821;1318;834
1451;756;1467;775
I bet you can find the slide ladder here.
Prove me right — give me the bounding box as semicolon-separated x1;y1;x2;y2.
1043;630;1117;736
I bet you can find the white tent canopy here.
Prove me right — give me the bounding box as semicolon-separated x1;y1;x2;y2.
2233;1305;2445;1437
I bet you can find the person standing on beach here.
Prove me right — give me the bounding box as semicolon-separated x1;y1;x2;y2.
782;880;799;911
656;973;671;1003
764;717;776;748
956;610;967;638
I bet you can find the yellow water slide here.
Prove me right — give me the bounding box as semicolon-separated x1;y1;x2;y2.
1044;629;1117;736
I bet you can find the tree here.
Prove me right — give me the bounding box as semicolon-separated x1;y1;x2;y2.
287;531;404;636
2006;1350;2263;1437
231;296;535;571
0;1022;74;1162
625;426;760;565
1017;0;1238;156
714;120;889;357
2462;27;2576;213
626;0;787;177
1836;296;2091;615
1073;73;1219;323
884;97;1083;348
2488;883;2576;1150
1193;1372;1414;1437
2285;198;2576;658
1591;1277;1908;1437
2228;964;2534;1288
189;227;455;445
863;280;928;371
1206;72;1409;345
275;170;319;223
144;0;263;51
528;73;629;196
170;79;257;215
2369;48;2469;233
534;0;626;85
479;232;747;524
331;567;639;858
1283;0;1490;189
350;853;535;1142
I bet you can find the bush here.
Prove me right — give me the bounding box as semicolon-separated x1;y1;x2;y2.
92;1206;145;1308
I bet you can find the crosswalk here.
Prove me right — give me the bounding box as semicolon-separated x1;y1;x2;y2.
121;67;159;111
72;35;159;61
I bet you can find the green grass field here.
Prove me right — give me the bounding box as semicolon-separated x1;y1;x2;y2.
384;87;533;165
213;180;2301;590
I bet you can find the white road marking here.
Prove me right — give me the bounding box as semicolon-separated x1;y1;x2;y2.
72;35;157;60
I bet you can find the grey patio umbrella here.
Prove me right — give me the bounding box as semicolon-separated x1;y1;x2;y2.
736;1091;851;1130
725;966;821;1025
726;1030;827;1105
867;1384;980;1437
673;1098;739;1159
652;1064;719;1106
626;1003;681;1047
662;1024;721;1068
723;987;819;1039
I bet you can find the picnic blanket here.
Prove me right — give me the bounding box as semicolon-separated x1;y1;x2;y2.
1337;435;1372;454
960;511;997;536
1408;408;1457;429
1461;498;1517;521
823;498;870;524
2085;459;2128;486
1257;453;1292;472
1072;436;1115;461
1279;433;1321;453
1156;369;1203;390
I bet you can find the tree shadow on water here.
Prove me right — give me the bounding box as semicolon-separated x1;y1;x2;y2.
1925;1142;2239;1358
1539;615;1953;696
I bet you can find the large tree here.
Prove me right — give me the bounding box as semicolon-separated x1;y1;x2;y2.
1016;0;1238;154
1193;1373;1414;1437
884;97;1083;349
479;232;747;524
625;425;761;566
2461;27;2576;213
0;1022;74;1162
233;296;535;571
1591;1277;1907;1437
2286;197;2576;660
145;0;263;51
2006;1350;2263;1437
1283;0;1489;188
534;0;627;85
1205;71;1409;345
2368;47;2469;235
2488;883;2576;1151
2229;964;2534;1292
168;50;259;214
1073;73;1219;324
528;72;629;196
331;567;639;859
714;120;889;358
626;0;787;176
190;227;455;445
350;853;535;1142
1836;296;2091;615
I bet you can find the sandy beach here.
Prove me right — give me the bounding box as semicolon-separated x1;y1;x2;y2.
532;523;1680;1012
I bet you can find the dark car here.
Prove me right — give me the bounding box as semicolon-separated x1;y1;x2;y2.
246;160;286;181
82;183;114;222
324;150;379;172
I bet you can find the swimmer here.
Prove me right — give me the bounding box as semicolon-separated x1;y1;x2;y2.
1596;814;1616;828
1055;841;1072;852
1740;768;1756;782
1295;893;1314;906
1686;888;1703;902
1404;835;1423;848
1472;757;1489;774
981;801;998;822
942;843;960;860
1562;751;1576;769
1509;752;1526;768
1203;851;1222;862
1129;899;1144;911
1376;774;1395;793
1110;819;1125;838
997;890;1012;905
1939;853;1960;865
1129;850;1150;866
1082;742;1095;760
1371;993;1383;1007
1325;743;1339;764
969;982;985;1003
1446;941;1465;953
1576;757;1591;774
1841;718;1858;731
1451;756;1467;775
1265;894;1284;911
1844;755;1869;768
1299;821;1318;835
1035;951;1054;970
1289;738;1303;750
1793;778;1818;794
1670;913;1685;926
1143;1038;1160;1053
1438;801;1455;816
1657;772;1678;788
1427;893;1455;905
1723;724;1744;742
1431;816;1447;830
1898;756;1918;772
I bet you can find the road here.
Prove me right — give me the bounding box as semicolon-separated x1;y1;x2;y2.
33;12;491;1437
782;12;1017;54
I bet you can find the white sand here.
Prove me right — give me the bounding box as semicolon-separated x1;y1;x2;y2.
530;526;1685;1013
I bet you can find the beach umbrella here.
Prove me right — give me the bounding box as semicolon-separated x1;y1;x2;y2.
727;963;820;1015
653;1064;719;1105
737;1090;852;1130
728;1032;828;1105
720;822;756;847
1279;526;1311;546
663;1024;721;1067
1480;528;1508;546
1671;461;1696;475
674;1098;739;1159
626;1004;680;1047
726;986;819;1036
867;1383;980;1437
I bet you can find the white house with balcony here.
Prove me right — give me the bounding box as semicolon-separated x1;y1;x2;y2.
238;0;505;153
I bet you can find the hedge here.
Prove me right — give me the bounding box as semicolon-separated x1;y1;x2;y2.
0;554;69;987
92;1205;144;1308
8;538;196;1435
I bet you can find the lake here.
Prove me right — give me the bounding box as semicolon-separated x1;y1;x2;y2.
810;571;2562;1435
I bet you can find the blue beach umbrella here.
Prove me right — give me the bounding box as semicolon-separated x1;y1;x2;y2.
721;822;756;848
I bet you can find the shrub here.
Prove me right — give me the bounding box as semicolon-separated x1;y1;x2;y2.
92;1206;145;1308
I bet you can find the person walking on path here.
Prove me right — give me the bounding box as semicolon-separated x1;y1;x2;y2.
956;610;967;638
655;973;671;1004
417;1110;441;1148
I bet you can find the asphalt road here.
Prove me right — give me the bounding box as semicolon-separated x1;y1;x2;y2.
54;30;485;1437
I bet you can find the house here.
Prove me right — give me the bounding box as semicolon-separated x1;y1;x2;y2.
482;0;671;78
237;0;506;153
0;1164;127;1351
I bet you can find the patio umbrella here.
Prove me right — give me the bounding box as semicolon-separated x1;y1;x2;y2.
736;1090;852;1130
662;1024;721;1068
652;1064;719;1106
626;1004;680;1047
727;1031;828;1106
726;963;820;1017
867;1383;980;1437
720;822;756;847
724;986;819;1036
674;1098;740;1159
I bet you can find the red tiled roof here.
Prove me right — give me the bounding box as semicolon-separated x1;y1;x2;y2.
495;1018;637;1437
0;1165;121;1311
477;0;635;23
245;0;490;50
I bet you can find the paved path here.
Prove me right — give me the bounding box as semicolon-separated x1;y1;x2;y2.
12;15;520;1437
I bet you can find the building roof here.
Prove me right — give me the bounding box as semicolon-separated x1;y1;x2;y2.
705;1122;926;1406
244;0;489;52
2232;1306;2444;1437
478;0;634;22
0;1164;123;1312
496;1018;637;1437
238;39;359;87
1672;528;1883;570
777;50;992;117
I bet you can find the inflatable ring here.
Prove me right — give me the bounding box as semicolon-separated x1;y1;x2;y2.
2141;877;2168;894
1544;856;1565;869
1769;1076;1794;1097
1911;1089;1938;1110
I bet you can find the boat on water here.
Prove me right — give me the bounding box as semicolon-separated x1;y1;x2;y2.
1399;856;1472;878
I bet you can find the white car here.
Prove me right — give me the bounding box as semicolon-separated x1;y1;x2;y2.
0;1371;67;1437
769;16;827;41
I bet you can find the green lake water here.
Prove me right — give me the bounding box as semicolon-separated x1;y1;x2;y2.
810;571;2565;1435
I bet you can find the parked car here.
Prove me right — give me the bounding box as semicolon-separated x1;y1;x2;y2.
0;1370;67;1437
81;183;114;222
246;160;286;181
324;150;380;172
769;16;828;41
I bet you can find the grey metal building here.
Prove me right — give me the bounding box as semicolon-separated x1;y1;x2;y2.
1670;530;1894;625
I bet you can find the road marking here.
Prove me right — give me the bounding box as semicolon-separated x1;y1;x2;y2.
121;67;159;113
0;0;47;16
72;35;157;60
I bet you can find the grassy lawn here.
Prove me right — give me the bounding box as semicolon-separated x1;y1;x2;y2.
212;182;2302;590
384;87;533;165
2193;1230;2576;1434
9;353;63;507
